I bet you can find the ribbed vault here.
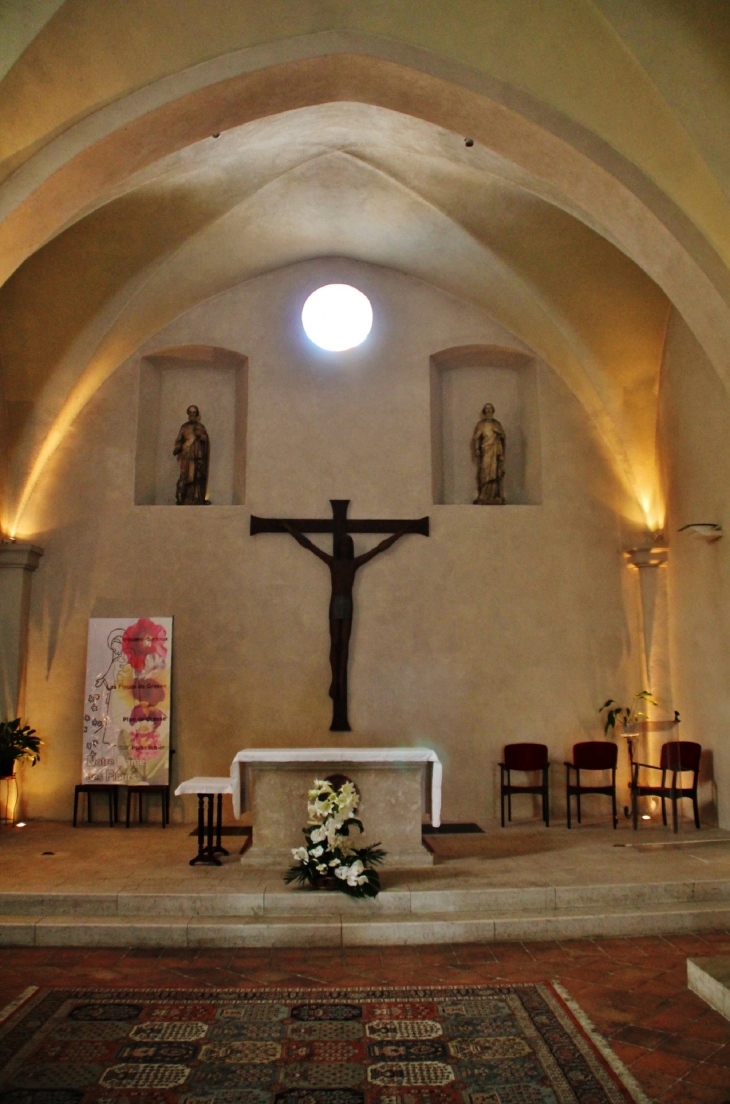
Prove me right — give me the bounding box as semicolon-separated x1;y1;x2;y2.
2;3;730;536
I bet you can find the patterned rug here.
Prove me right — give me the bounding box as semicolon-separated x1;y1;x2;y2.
0;984;647;1104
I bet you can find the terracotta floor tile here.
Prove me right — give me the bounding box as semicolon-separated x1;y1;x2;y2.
657;1082;730;1104
607;1039;649;1067
631;1049;696;1079
685;1017;730;1045
657;1034;724;1062
642;1005;707;1033
631;1067;681;1099
685;1062;730;1090
706;1044;730;1068
614;1024;672;1050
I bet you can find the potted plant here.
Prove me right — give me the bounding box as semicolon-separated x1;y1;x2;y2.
0;718;41;778
599;690;656;737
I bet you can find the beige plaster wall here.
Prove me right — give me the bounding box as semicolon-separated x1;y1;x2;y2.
660;309;730;828
17;258;641;824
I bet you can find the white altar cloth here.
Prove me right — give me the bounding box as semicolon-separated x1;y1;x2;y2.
230;747;442;826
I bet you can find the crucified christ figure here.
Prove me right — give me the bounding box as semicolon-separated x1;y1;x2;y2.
282;522;407;715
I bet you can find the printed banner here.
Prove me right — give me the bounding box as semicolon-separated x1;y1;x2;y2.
82;617;173;785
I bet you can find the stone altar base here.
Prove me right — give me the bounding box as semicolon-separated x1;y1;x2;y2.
242;761;433;867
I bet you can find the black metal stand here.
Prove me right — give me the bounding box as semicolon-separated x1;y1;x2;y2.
190;793;230;866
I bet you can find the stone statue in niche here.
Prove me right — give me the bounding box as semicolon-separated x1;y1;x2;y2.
471;403;506;504
173;405;210;505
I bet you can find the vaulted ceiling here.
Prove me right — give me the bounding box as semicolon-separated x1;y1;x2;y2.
1;0;729;536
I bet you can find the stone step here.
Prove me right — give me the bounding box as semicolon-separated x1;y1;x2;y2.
1;878;729;919
1;898;729;947
687;956;730;1021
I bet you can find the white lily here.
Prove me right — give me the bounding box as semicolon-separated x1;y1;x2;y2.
291;847;309;862
345;859;365;887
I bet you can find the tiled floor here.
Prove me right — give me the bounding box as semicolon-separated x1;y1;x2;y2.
2;934;730;1103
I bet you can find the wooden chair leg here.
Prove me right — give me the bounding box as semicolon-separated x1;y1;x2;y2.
107;789;113;827
126;790;132;828
576;768;581;823
632;767;639;830
566;765;572;829
612;771;617;828
693;784;701;829
73;787;79;827
543;768;549;827
671;775;679;833
500;767;505;828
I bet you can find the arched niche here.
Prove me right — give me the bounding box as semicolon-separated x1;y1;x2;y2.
430;345;541;506
134;345;248;506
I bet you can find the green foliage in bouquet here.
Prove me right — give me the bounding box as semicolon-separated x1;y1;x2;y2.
284;778;387;898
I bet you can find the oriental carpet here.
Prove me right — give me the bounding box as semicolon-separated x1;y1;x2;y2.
0;984;647;1104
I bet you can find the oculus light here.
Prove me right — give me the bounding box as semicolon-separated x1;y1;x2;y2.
302;284;373;351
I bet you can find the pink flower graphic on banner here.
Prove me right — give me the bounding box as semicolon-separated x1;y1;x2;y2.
128;727;164;762
122;619;167;672
129;705;166;730
131;678;165;707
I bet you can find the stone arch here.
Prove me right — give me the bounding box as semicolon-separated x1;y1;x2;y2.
2;43;729;534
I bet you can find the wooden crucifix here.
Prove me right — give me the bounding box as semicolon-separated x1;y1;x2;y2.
250;500;429;731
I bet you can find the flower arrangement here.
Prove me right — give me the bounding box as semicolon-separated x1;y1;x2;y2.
284;778;386;898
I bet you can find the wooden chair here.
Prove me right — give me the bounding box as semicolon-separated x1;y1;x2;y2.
630;740;701;833
125;784;170;828
73;784;118;827
565;742;618;828
500;743;550;827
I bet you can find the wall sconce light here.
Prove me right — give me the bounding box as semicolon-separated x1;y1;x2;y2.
678;523;722;542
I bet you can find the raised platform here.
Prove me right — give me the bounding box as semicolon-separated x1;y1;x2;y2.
688;955;730;1021
2;820;730;947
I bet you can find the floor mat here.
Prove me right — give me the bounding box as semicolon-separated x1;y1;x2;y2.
0;983;646;1103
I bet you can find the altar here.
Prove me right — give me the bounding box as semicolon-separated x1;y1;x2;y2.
231;748;442;868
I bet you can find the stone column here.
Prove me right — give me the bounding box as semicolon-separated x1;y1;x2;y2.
625;544;674;767
0;541;43;719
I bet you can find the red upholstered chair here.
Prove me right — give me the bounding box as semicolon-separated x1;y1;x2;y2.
630;740;701;833
500;743;550;827
565;741;618;829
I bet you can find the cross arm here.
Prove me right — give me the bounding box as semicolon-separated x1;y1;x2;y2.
250;516;430;536
346;517;430;536
250;516;336;535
